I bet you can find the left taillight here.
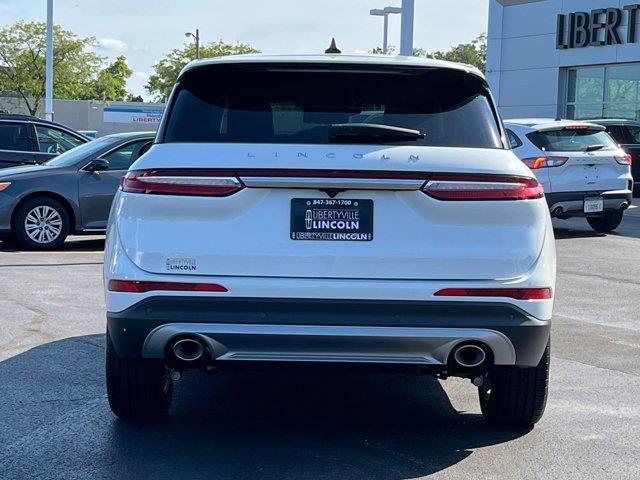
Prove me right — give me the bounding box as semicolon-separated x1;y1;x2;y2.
422;174;543;201
615;153;632;165
121;169;244;197
521;156;568;169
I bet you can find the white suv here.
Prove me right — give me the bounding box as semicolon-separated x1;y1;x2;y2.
505;119;633;232
104;54;555;427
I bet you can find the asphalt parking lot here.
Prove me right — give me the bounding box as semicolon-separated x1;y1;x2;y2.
1;209;640;480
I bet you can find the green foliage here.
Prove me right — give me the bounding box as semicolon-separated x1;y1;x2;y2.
371;34;487;72
90;55;133;101
370;46;397;55
0;21;134;115
145;40;260;102
127;93;144;103
417;34;487;72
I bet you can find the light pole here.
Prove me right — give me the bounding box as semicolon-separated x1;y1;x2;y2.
370;7;402;54
45;0;54;120
399;0;415;56
185;29;200;60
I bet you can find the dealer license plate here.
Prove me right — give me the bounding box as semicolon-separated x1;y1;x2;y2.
290;198;373;241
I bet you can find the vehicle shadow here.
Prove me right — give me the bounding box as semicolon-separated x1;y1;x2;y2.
553;215;640;240
0;236;105;253
553;227;605;240
0;335;529;480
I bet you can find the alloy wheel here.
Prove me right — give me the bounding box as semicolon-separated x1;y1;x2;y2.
24;206;63;244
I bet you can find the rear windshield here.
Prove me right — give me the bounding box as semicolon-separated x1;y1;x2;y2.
161;63;503;148
527;129;618;152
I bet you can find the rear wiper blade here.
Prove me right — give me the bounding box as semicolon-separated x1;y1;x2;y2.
585;144;605;152
329;123;425;143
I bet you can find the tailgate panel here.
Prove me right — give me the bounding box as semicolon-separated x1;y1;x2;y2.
117;188;547;281
547;151;629;193
119;144;547;281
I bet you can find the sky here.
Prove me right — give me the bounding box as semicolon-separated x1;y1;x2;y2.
0;0;489;101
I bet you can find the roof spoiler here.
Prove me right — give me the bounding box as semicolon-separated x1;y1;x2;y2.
536;124;606;133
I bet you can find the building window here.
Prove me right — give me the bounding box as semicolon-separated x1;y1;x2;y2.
567;64;640;120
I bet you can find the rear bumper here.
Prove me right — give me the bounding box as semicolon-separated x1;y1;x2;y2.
107;297;551;368
546;189;632;217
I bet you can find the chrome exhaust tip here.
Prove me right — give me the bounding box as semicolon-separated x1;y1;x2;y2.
172;338;204;362
453;344;487;368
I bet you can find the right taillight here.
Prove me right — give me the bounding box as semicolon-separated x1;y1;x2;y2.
422;174;543;201
521;156;568;169
615;153;632;165
121;169;244;197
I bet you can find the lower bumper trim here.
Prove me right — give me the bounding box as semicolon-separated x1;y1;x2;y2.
142;323;517;366
107;296;551;367
546;189;632;216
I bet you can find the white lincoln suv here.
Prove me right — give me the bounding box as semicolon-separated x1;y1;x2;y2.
104;54;556;427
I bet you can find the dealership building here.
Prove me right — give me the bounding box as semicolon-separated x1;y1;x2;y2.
487;0;640;120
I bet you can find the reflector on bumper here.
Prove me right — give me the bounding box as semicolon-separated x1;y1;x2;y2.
434;287;552;300
108;280;228;293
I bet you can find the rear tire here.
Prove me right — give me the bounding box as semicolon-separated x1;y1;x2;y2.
106;330;173;421
479;340;550;428
587;210;624;233
12;196;70;250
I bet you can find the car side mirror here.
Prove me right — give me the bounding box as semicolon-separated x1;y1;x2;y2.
86;158;109;172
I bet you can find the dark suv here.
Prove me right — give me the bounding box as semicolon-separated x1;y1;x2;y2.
0;114;88;169
592;119;640;195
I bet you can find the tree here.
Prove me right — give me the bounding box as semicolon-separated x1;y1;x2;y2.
145;40;260;102
370;46;397;55
90;55;133;101
127;93;144;103
0;21;134;114
416;34;487;72
370;34;487;72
